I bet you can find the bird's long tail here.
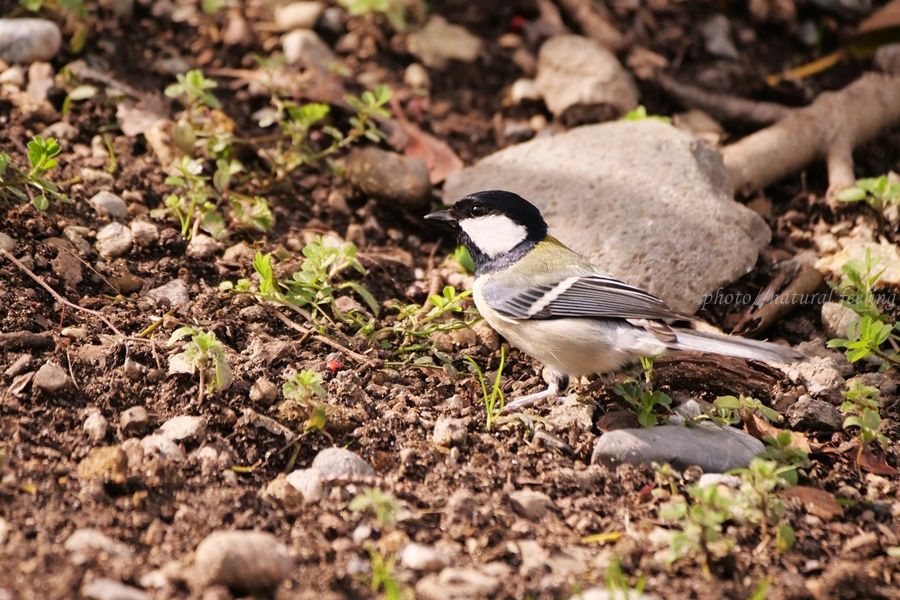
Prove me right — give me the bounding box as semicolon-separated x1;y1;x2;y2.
670;328;804;364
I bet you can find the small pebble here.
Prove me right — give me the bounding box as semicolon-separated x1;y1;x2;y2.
404;63;430;90
65;528;133;558
187;234;221;259
311;447;375;478
130;221;160;247
33;361;70;392
96;222;133;258
89;191;128;220
81;579;148;600
146;279;190;308
76;446;127;484
0;232;16;253
249;378;278;405
508;489;553;520
400;543;448;572
120;406;150;435
432;417;468;448
192;530;293;592
0;19;62;63
345;147;431;209
274;2;324;31
157;415;207;444
83;409;109;443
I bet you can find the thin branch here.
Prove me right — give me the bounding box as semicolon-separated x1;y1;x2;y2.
555;0;626;51
655;73;791;125
1;248;124;337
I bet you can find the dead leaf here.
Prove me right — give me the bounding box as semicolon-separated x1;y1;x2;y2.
782;485;844;520
858;446;899;476
389;97;463;184
745;414;812;453
117;98;167;137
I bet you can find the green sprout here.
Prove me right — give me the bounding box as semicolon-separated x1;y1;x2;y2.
267;86;392;178
759;431;811;485
0;136;67;210
168;326;232;403
707;394;781;427
463;346;506;431
165;69;221;112
836;174;900;210
365;546;410;600
338;0;408;31
623;105;672;124
612;357;672;427
841;379;890;462
282;369;327;404
826;251;900;368
377;285;478;365
349;488;400;528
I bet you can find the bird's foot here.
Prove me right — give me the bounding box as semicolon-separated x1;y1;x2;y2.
502;371;570;413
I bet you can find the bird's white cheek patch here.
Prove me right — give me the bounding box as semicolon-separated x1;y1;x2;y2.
459;215;528;258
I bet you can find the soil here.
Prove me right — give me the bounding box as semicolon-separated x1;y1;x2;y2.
0;1;898;599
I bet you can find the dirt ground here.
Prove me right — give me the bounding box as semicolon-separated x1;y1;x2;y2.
0;1;898;599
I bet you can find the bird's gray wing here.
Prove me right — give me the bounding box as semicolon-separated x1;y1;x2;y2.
481;272;687;323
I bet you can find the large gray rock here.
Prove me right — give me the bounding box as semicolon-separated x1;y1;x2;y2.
535;35;638;119
0;19;61;64
443;120;771;313
591;423;764;473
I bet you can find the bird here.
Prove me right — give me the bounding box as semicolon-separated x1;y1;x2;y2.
425;190;804;412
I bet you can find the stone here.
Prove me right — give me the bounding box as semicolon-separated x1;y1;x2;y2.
407;16;482;69
510;78;540;104
81;579;148;600
0;232;15;253
274;2;324;31
875;43;900;75
187;234;221;259
784;355;845;399
591;423;764;473
546;394;594;432
416;565;506;600
130;221;159;247
83;410;109;443
249;377;278;405
146;278;190;308
443;120;770;313
76;447;127;484
89;191;128;220
820;301;860;339
158;415;207;443
282;29;338;70
33;361;69;392
51;251;82;288
345;147;431;209
816;237;900;286
140;435;184;461
404;63;430;90
534;35;638;119
310;447;374;478
65;528;133;558
192;530;292;592
701;15;739;59
0;65;25;86
284;468;324;502
263;476;306;507
96;222;133;258
0;19;61;63
432;416;468;448
400;543;448;572
697;473;742;489
786;395;843;430
120;406;150;435
509;489;554;520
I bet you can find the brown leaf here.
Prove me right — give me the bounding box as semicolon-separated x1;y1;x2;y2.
389;97;463;184
745;414;812;453
858;446;899;476
782;485;844;520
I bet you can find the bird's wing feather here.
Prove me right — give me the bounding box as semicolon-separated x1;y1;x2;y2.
481;272;686;322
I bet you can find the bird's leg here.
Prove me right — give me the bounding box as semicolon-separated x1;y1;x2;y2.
503;369;570;413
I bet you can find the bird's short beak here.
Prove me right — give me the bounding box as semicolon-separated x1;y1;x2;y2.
424;209;455;223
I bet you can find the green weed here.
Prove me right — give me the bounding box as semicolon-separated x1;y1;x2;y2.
168;326;232;402
0;136;67;210
463;346;506;430
612;357;672;427
836;174;900;210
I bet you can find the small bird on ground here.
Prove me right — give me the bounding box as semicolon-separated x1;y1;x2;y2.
426;190;803;412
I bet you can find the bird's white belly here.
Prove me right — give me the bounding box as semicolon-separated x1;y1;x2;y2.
473;287;661;377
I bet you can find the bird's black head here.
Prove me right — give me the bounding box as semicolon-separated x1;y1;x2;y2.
425;190;548;273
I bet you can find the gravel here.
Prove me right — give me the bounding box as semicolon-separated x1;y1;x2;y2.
33;361;70;392
95;222;133;258
88;191;128;220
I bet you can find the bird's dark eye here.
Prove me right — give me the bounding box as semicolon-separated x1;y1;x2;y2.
469;203;488;217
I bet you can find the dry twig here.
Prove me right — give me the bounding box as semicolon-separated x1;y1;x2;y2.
656;73;792;125
555;0;626;50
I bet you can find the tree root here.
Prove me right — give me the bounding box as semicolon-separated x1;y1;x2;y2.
655;73;791;125
555;0;626;51
722;72;900;197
